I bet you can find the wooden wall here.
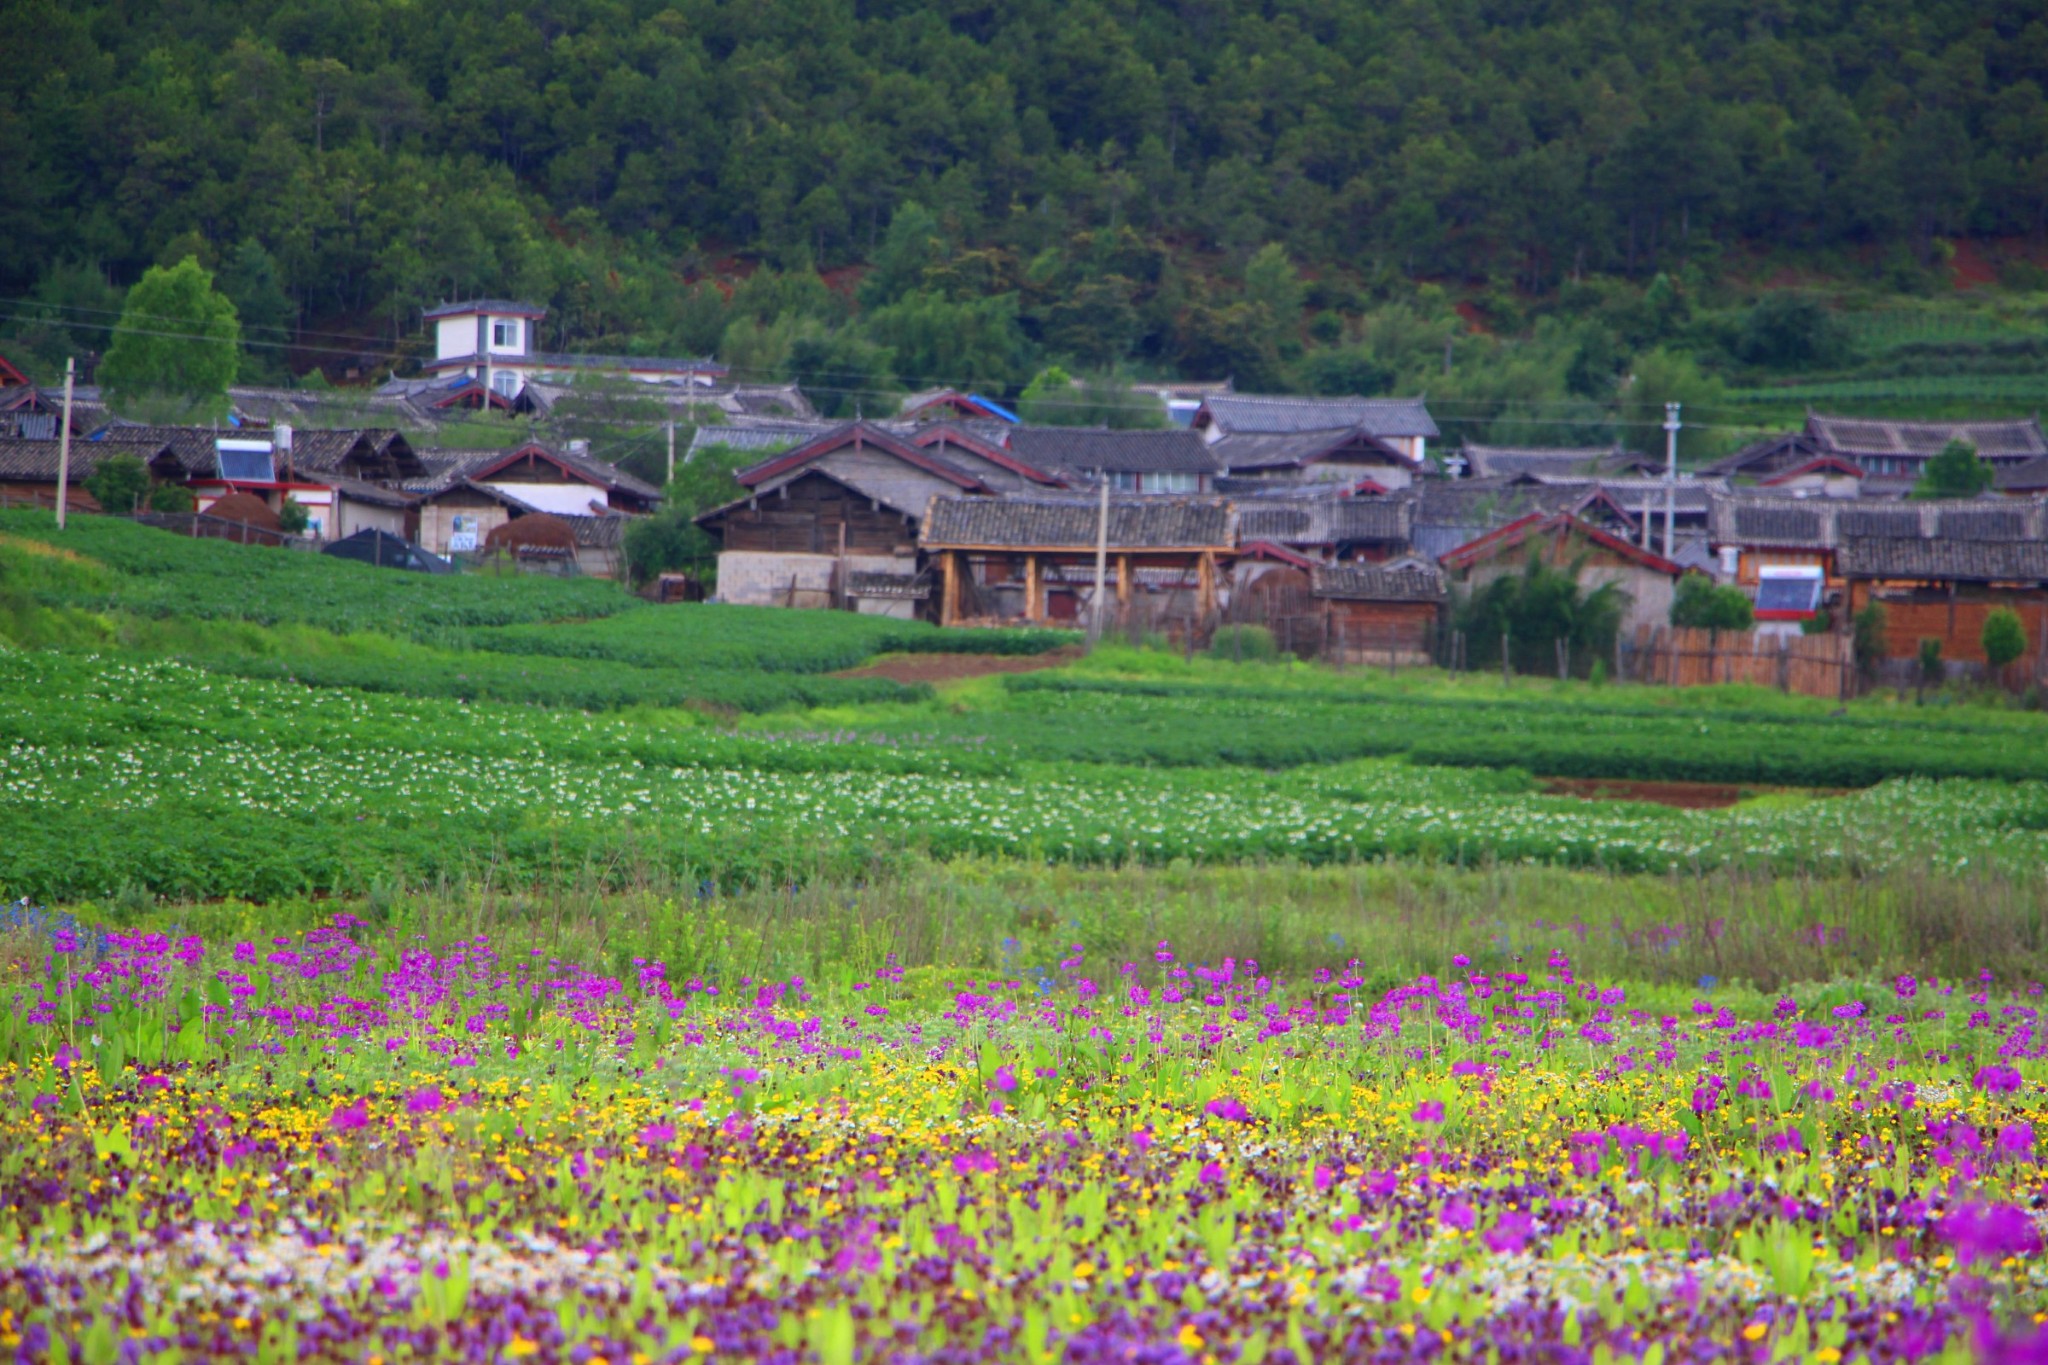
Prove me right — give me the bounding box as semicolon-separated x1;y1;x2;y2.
720;474;916;556
1629;625;1854;697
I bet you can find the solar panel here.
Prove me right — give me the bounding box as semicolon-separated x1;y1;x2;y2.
217;447;274;482
1754;578;1823;614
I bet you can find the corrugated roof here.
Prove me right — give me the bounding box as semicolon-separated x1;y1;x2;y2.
1199;394;1438;438
1007;427;1219;475
1837;538;2048;581
1310;563;1445;602
921;495;1235;550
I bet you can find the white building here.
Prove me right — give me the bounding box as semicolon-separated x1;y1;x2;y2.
418;300;728;400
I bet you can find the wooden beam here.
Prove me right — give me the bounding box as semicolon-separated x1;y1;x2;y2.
1197;551;1216;619
1024;553;1041;623
940;551;959;626
1116;553;1131;608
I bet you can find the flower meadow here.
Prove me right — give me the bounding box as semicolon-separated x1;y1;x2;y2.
6;653;2048;903
2;915;2047;1364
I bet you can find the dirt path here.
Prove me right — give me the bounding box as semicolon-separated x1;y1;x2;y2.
840;646;1085;685
1539;776;1846;809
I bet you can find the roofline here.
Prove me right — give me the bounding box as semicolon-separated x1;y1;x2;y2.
1439;511;1683;574
1224;429;1421;471
1759;456;1866;485
695;463;934;528
423;301;548;320
910;426;1068;485
1237;539;1316;569
736;423;990;493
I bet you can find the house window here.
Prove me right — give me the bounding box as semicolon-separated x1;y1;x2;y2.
491;320;520;350
491;370;518;398
1109;472;1140;492
1149;471;1199;494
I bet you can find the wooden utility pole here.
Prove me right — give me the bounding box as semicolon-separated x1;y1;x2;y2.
1089;472;1110;641
54;357;75;530
1662;402;1681;559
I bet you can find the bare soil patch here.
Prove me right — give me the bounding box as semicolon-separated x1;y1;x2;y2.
1541;777;1767;809
840;646;1084;685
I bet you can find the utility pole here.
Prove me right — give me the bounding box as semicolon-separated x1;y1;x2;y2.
1089;470;1110;643
666;420;676;486
1662;401;1681;560
54;357;75;530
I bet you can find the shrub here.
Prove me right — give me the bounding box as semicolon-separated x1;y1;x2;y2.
1209;624;1278;662
1982;608;2026;674
1670;575;1754;631
83;454;150;514
1918;638;1944;687
145;483;196;513
1853;603;1889;681
276;498;310;535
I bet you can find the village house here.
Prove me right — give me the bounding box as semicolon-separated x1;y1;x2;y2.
919;495;1237;626
1708;414;2048;494
406;441;659;567
897;389;1019;426
1835;501;2048;672
1232;493;1415;564
1004;427;1220;493
1206;426;1424;491
1193;394;1438;468
414;300;727;402
1309;563;1446;665
1437;512;1686;638
695;422;1006;611
1411;478;1639;562
1456;443;1656;480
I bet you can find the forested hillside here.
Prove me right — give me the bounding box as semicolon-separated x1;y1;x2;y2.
5;0;2048;433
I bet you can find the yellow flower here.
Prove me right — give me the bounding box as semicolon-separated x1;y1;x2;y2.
1742;1323;1768;1342
506;1337;540;1358
1176;1324;1204;1351
1815;1350;1842;1363
690;1335;717;1354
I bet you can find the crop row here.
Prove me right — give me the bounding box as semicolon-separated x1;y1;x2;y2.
3;655;2046;902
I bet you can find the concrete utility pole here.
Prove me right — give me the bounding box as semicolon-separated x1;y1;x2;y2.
666;420;676;485
54;357;75;530
1089;470;1111;642
1663;401;1681;560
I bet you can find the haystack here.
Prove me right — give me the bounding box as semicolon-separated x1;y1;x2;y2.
484;512;576;556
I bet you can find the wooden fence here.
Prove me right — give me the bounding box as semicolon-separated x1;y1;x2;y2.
1622;625;1855;699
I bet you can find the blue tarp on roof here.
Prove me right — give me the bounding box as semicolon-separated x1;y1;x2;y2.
968;393;1020;423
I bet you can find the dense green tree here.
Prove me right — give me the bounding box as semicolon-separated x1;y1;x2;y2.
1736;294;1854;370
1454;555;1629;678
83;454;150;514
97;258;241;420
1982;608;2027;673
1670;576;1756;631
1911;441;1995;500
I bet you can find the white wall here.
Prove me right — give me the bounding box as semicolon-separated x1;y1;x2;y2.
436;317;477;361
716;551;913;608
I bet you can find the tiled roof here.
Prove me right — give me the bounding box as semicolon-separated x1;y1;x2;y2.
1211;427;1415;472
921;496;1235;550
1808;413;2047;460
1995;456;2048;492
86;424;224;474
1836;538;2048;581
559;514;627;550
1007;427;1218;475
283;428;411;473
1438;512;1683;575
319;472;417;509
687;421;834;456
1199;394;1438;438
1415;478;1588;527
1461;444;1637;479
1310;563;1445;602
1714;493;2048;548
1527;475;1726;514
1233;497;1412;546
0;437;173;481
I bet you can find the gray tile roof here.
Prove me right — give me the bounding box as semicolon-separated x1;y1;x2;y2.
1235;496;1413;546
422;299;546;320
1713;493;2048;549
1809;413;2047;461
1461;444;1641;479
1995;456;2048;492
688;421;837;456
1211;428;1414;472
921;495;1235;550
1200;394;1438;439
1310;563;1445;602
1007;426;1218;475
0;437;173;481
1836;538;2048;581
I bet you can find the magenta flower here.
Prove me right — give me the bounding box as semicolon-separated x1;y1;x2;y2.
1997;1122;2035;1161
1204;1096;1251;1122
640;1122;676;1146
405;1085;444;1115
329;1100;369;1132
1484;1211;1535;1254
1411;1099;1445;1124
1939;1202;2043;1264
987;1066;1018;1094
1441;1199;1475;1231
1974;1065;2023;1094
1129;1127;1153;1152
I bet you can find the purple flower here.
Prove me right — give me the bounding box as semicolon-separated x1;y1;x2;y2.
1895;974;1918;1000
1939;1202;2042;1264
987;1066;1018;1094
1484;1211;1534;1254
1997;1122;2035;1161
1440;1199;1475;1231
405;1085;444;1115
329;1100;369;1132
640;1122;676;1147
1974;1065;2023;1094
1204;1096;1251;1123
1411;1099;1445;1124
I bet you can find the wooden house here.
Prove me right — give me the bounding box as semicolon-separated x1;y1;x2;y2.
1457;444;1655;480
696;422;1001;613
1232;493;1414;564
1439;512;1686;636
1708;413;2048;489
919;495;1237;625
1207;426;1423;490
1310;563;1445;665
897;389;1019;425
1836;500;2048;669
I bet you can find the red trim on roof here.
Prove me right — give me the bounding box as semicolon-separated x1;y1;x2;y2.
736;423;991;493
1342;478;1392;497
1237;540;1316;569
1754;609;1818;621
427;382;516;411
465;442;603;487
1439;512;1683;575
0;352;29;387
904;391;1004;421
1761;456;1864;486
908;425;1067;486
